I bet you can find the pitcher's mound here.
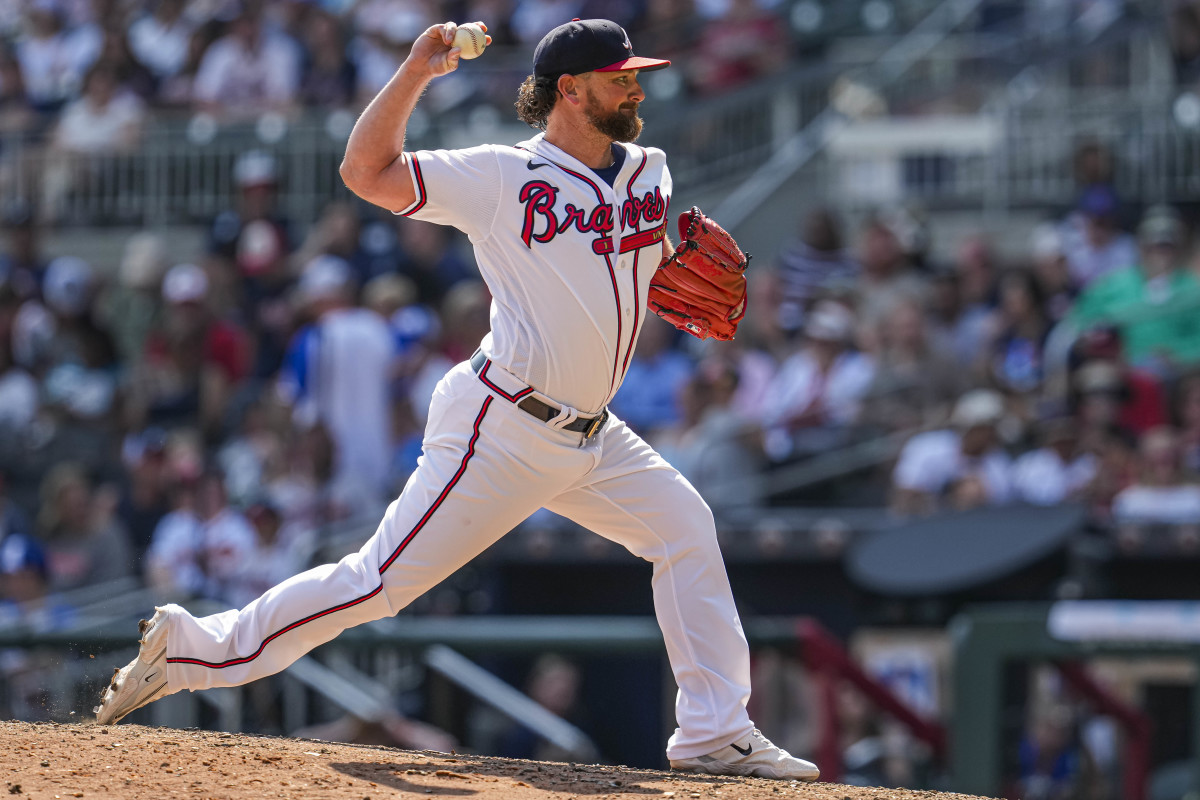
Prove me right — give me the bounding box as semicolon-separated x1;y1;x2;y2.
0;721;995;800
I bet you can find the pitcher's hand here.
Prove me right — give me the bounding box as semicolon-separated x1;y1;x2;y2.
407;21;491;78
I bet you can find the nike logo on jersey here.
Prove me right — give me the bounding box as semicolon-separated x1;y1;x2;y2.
519;179;667;250
730;741;753;756
526;161;551;170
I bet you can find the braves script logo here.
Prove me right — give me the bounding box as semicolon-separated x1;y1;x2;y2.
519;180;667;252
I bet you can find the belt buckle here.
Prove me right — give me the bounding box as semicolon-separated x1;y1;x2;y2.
584;411;606;440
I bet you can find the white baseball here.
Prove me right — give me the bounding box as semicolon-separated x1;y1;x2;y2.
452;23;487;59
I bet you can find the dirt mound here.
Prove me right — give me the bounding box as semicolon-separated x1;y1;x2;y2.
0;721;994;800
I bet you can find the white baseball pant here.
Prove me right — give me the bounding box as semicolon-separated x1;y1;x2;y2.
160;360;754;759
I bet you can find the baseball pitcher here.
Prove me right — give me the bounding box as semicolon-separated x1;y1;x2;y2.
95;18;818;782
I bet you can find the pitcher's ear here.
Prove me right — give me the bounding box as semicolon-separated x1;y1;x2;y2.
557;73;581;104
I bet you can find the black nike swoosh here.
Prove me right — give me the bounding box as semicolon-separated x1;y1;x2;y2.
730;742;752;756
144;672;160;683
526;161;551;170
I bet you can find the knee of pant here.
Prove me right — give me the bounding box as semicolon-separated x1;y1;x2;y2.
646;502;720;562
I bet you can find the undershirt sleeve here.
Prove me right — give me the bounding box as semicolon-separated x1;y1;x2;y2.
394;145;502;243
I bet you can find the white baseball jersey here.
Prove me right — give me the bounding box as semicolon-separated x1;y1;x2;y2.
395;132;672;414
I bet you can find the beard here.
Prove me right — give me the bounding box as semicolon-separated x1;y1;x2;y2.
584;96;643;143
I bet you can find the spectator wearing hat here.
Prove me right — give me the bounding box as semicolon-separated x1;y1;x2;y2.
1073;360;1166;448
278;254;396;508
210;149;295;375
761;300;875;459
891;389;1013;515
1068;328;1168;438
0;532;77;720
210;150;292;280
1060;186;1137;289
128;263;249;437
0;533;62;625
1071;204;1200;370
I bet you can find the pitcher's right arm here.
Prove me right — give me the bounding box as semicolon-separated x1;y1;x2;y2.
339;22;489;212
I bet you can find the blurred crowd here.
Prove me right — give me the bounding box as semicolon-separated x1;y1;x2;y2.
763;179;1200;534
0;0;802;143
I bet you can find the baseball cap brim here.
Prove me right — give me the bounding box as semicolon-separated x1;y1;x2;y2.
595;56;671;72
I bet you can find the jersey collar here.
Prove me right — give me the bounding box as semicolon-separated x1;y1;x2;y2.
518;133;639;198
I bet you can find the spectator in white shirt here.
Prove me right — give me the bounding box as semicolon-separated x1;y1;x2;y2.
40;63;145;221
761;300;874;460
892;389;1013;515
51;64;144;153
278;255;397;508
225;497;315;610
1012;418;1098;506
146;468;258;603
192;4;300;117
127;0;195;82
1112;426;1200;525
15;3;100;112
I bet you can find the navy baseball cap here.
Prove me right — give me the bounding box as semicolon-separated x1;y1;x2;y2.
533;19;670;78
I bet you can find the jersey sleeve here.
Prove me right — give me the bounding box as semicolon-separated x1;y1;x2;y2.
394;145;502;242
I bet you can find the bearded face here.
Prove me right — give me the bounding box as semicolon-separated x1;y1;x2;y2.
583;89;643;143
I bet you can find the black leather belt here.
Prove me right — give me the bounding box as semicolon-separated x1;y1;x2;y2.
470;350;608;438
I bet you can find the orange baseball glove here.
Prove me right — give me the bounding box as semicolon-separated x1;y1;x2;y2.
647;207;749;341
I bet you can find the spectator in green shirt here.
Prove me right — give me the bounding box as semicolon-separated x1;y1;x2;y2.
1071;205;1200;371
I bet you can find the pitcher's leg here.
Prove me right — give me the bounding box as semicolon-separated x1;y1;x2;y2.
545;446;753;759
165;391;568;692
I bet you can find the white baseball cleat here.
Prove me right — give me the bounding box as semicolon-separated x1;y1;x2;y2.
93;608;175;724
669;729;820;781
